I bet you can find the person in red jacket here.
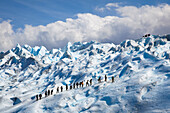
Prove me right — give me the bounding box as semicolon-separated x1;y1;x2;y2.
80;81;84;87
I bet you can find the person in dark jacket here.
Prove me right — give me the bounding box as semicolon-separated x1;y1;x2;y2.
45;91;47;97
112;76;114;83
98;77;101;83
76;82;79;88
61;86;63;92
105;75;107;82
70;84;72;90
36;94;39;101
66;84;68;90
86;80;89;87
56;87;59;93
51;89;53;95
48;90;50;96
39;94;42;100
79;82;81;88
90;79;92;85
73;83;76;89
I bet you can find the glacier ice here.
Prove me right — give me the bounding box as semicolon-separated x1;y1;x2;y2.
0;34;170;112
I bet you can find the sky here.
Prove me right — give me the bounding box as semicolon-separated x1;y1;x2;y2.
0;0;170;51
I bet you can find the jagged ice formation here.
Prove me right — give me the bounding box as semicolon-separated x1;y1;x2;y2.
0;34;170;112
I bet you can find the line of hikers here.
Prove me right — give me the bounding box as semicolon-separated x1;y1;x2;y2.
98;75;114;83
36;75;115;101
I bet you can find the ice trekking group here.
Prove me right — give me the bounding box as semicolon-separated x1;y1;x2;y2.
35;34;151;101
35;75;115;101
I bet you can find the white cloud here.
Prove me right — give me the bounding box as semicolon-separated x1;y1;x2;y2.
0;20;15;51
0;4;170;51
95;7;105;12
96;2;120;12
106;3;120;9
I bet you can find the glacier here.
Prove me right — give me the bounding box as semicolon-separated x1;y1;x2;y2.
0;34;170;112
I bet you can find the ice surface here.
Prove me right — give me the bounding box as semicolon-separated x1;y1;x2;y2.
0;34;170;112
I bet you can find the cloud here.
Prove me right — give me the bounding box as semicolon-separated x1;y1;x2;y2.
0;4;170;51
106;3;120;9
95;2;120;12
0;20;15;51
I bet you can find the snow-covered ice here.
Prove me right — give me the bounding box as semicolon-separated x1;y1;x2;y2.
0;34;170;112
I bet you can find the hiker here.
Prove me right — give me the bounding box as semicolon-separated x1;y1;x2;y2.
79;82;82;88
80;81;83;88
56;87;59;93
61;86;63;92
45;91;47;97
73;83;75;89
98;77;101;83
76;82;79;88
36;94;39;101
105;75;107;82
112;76;114;83
70;84;72;90
86;80;89;87
90;79;92;85
81;81;84;87
51;89;53;95
48;90;50;96
39;94;42;100
66;84;68;90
